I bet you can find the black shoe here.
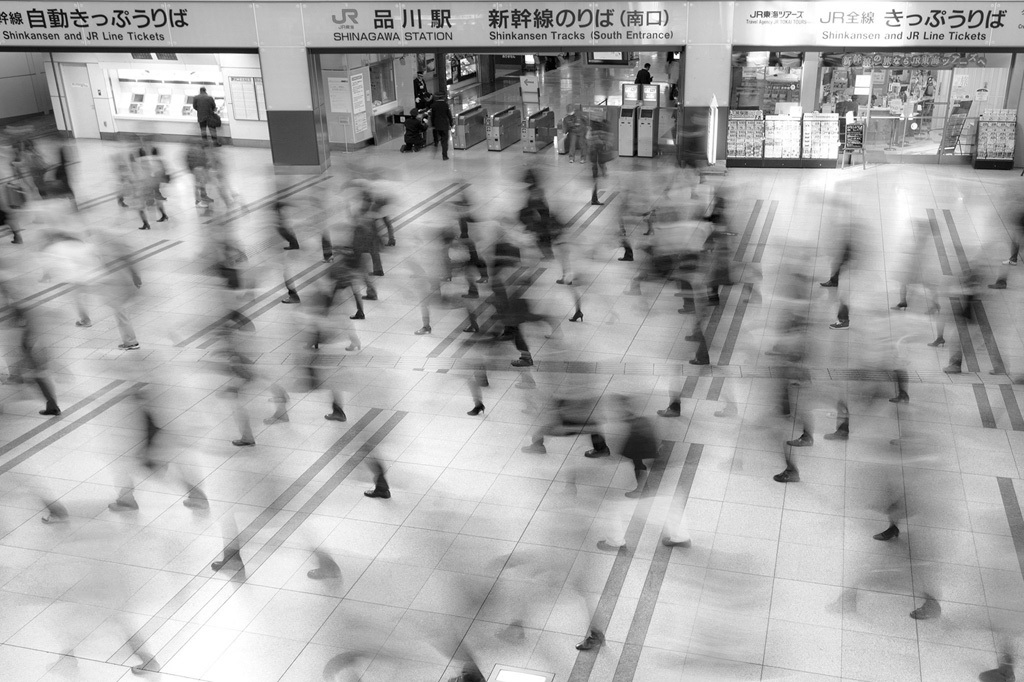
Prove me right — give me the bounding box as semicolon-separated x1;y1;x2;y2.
978;663;1016;682
468;404;485;416
829;320;849;330
281;296;300;304
386;239;396;247
415;326;431;335
824;429;849;441
786;433;813;447
139;224;151;230
570;310;583;322
325;409;347;422
677;306;696;314
283;245;300;251
889;392;910;404
370;271;385;277
989;281;1008;290
350;311;365;320
232;439;256;447
462;291;479;299
584;447;610;458
211;556;243;572
362;293;378;301
618;254;634;262
442;155;449;161
575;629;605;651
463;324;480;333
689;358;709;366
773;468;800;483
873;524;900;541
157;215;168;223
910;595;941;620
511;357;533;367
591;199;603;206
928;337;945;347
891;302;908;310
364;489;391;499
657;407;681;418
40;406;61;416
820;280;838;288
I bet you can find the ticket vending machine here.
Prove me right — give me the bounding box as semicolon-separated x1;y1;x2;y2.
636;84;661;157
618;83;640;157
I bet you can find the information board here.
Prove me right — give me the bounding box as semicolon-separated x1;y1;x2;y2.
229;76;259;121
939;100;973;154
844;122;864;150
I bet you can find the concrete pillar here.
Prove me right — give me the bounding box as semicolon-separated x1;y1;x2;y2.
684;3;733;162
801;52;821;114
256;3;328;173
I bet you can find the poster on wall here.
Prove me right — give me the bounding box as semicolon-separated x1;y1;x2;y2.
354;111;368;134
302;1;684;49
328;77;350;113
733;2;1024;48
0;2;257;48
351;74;366;114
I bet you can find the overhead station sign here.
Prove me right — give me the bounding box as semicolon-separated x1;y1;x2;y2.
0;2;257;48
734;2;1024;47
301;1;685;48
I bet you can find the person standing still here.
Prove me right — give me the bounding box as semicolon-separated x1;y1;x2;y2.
430;96;454;161
193;87;220;146
635;62;653;85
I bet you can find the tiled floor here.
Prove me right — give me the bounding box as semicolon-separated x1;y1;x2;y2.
2;62;1024;682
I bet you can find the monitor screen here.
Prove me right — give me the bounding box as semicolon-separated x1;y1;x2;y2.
132;94;145;102
622;84;639;101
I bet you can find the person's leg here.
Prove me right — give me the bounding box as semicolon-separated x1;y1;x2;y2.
199;121;208;140
364;457;390;498
36;377;60;415
264;383;290;423
511;326;533;366
825;399;849;439
350;285;365;319
369;240;384;276
658;377;684;417
383;216;396;246
586;432;609;457
468;366;486;415
440;130;450;160
114;304;138;347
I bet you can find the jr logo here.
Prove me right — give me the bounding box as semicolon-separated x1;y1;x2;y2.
332;9;358;25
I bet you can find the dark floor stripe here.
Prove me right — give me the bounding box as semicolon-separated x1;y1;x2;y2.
973;384;998;429
707;376;725;401
733;199;764;263
716;283;753;366
0;383;140;476
0;379;125;459
997;477;1024;581
751;200;778;264
127;410;385;651
682;376;699;399
392;183;468;230
999;385;1024;431
950;297;981;373
0;240;184;324
941;211;1006;374
0;240;171;315
972;301;1007;375
571;192;619;238
176;259;326;347
614;443;702;681
391;182;461;222
243;411;407;572
926;209;953;277
427;266;528;359
567;440;676;682
202;175;327;227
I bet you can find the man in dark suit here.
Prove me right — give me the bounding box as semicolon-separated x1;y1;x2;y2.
634;63;653;85
430;96;454;161
192;87;219;146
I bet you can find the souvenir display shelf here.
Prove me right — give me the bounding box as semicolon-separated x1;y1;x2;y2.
974;109;1016;170
726;109;764;167
802;112;840;167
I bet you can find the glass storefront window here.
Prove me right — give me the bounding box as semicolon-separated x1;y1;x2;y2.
369;61;396;108
817;52;1011;160
731;51;804;115
110;66;223;118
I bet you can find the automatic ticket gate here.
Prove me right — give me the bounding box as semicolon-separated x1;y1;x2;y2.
487;107;521;151
522;107;555;153
618;106;638;157
453;105;487;150
636;108;659;157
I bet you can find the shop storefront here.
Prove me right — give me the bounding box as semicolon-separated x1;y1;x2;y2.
729;1;1024;167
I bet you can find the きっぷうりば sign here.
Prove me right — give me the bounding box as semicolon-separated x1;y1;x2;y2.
301;1;684;48
0;2;257;48
733;1;1024;48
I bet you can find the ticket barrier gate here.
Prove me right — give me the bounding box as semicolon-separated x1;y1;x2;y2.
522;108;555;153
636;108;659;157
487;107;521;151
618;106;638;157
453;105;487;150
